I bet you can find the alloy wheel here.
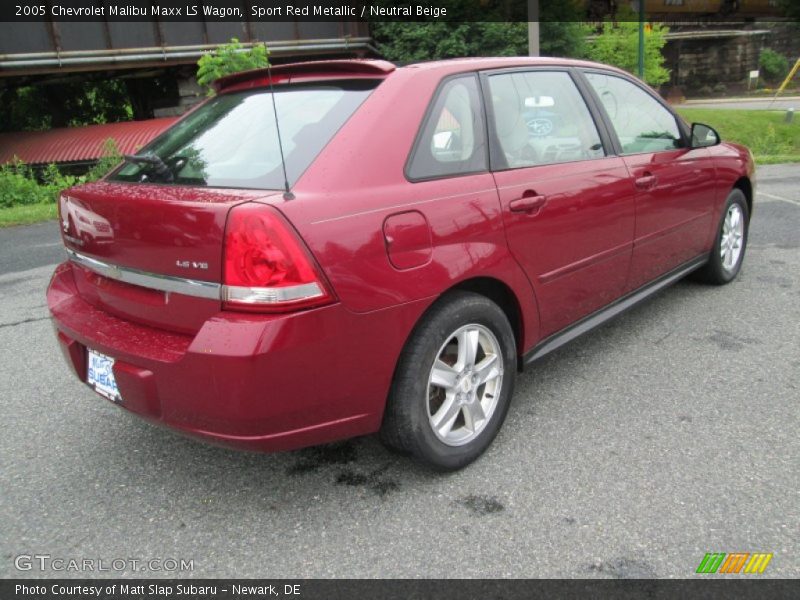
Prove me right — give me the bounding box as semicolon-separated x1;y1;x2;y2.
427;324;504;446
720;203;745;272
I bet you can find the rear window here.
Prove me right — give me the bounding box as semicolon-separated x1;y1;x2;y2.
110;80;377;189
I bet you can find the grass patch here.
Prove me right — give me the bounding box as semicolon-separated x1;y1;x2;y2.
676;108;800;164
0;202;58;227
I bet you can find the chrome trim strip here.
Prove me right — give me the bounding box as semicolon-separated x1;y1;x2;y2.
67;249;327;306
67;248;221;300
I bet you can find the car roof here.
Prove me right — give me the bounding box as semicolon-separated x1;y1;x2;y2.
401;56;624;75
214;57;631;92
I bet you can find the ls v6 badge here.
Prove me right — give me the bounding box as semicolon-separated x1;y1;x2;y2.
176;260;208;270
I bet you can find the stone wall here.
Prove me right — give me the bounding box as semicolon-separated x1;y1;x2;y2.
765;23;800;62
662;23;798;95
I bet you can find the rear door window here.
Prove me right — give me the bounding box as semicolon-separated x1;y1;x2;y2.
406;74;488;181
486;70;606;170
111;80;377;189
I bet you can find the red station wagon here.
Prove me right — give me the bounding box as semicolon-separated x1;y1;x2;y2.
47;58;754;470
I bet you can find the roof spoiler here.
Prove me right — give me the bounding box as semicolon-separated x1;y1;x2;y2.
213;59;396;92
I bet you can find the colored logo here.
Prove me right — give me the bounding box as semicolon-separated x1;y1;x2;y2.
696;552;773;574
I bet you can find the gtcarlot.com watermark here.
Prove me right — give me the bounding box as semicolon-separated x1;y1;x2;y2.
14;554;194;573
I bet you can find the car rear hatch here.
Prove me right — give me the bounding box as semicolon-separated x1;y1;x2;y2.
60;182;277;334
59;62;390;335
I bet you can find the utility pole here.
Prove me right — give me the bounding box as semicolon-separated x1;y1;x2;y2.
637;0;645;78
528;0;540;57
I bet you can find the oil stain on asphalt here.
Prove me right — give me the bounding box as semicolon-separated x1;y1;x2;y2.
285;441;358;475
457;494;505;515
704;329;760;352
285;440;401;497
335;467;400;497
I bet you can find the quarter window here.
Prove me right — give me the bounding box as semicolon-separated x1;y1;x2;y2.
585;72;683;154
407;75;487;180
486;70;605;169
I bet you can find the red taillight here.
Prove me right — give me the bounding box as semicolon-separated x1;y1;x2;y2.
222;203;333;313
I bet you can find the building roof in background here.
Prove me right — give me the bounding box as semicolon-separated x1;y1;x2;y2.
0;118;177;166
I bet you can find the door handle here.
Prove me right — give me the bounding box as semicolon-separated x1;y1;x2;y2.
635;173;658;190
509;193;547;214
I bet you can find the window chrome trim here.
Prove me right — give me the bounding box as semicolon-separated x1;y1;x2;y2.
67;248;221;300
66;249;326;306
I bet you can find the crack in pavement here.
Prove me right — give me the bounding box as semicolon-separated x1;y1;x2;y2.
0;316;51;329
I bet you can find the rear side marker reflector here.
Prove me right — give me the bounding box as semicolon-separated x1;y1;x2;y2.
222;282;325;305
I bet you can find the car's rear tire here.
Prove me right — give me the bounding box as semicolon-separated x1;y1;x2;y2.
693;188;749;285
380;291;517;471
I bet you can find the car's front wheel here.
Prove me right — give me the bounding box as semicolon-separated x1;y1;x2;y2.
694;188;750;285
380;291;517;471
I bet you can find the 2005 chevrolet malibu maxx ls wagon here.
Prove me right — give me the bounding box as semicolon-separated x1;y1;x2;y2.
47;58;754;470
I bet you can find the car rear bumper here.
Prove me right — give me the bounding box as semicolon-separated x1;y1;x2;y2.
47;262;428;452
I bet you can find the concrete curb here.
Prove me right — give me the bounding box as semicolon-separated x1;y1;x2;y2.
679;96;800;106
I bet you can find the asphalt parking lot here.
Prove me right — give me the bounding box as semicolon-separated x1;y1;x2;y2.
1;164;797;579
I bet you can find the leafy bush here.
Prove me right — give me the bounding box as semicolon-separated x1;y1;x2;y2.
0;162;52;208
0;138;121;209
759;49;789;83
41;163;80;193
84;138;123;181
585;11;670;86
196;38;269;94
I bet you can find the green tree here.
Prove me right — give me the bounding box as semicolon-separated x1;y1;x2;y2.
539;1;592;58
0;80;133;133
585;14;670;86
371;22;528;62
196;38;270;94
371;0;590;63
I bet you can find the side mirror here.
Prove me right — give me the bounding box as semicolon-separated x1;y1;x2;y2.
690;122;720;148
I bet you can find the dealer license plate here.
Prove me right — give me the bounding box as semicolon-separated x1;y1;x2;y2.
87;349;121;402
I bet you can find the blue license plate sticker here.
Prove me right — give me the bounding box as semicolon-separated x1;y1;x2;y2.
87;349;121;402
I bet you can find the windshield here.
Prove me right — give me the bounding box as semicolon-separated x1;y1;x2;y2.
111;80;377;189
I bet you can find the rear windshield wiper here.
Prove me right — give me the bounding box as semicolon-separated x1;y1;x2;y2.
122;153;175;183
